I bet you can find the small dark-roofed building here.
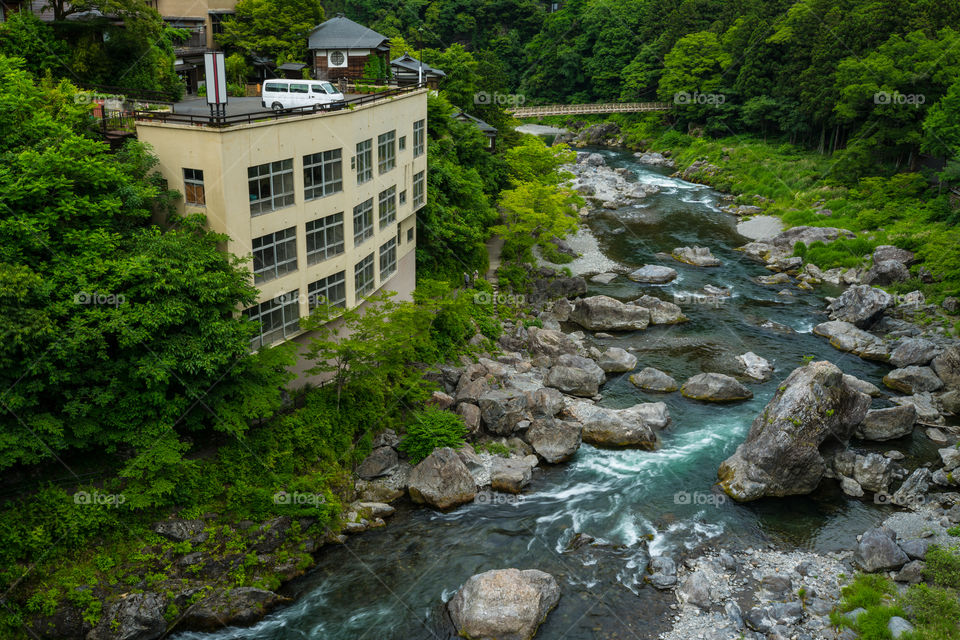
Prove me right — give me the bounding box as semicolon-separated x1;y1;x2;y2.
451;110;497;151
308;13;389;81
277;62;307;79
390;52;445;89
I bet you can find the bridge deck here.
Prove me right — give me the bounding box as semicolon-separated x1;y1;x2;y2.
508;102;672;117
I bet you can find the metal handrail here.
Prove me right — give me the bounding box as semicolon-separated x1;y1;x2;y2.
133;83;427;129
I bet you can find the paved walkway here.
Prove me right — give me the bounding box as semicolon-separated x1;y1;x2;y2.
485;235;504;284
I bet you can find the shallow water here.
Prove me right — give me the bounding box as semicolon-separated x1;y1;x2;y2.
174;147;926;640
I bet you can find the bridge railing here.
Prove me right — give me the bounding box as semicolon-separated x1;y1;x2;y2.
508;102;672;116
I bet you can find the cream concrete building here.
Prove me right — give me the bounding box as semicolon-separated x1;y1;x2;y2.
136;89;427;371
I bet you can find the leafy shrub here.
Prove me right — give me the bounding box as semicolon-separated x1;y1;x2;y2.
924;546;960;589
398;408;469;463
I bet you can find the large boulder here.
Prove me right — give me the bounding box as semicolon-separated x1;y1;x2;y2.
889;338;941;368
490;457;535;494
527;387;564;418
862;260;910;286
633;295;687;324
478;389;530;435
854;405;917;441
525;418;582;463
567;400;669;449
827;285;894;329
544;354;605;397
932;346;960;390
568;295;650;331
718;361;871;501
630;367;679;392
88;593;167;640
813;321;890;361
857;527;909;572
447;569;560;640
356;446;399;479
770;226;855;249
672;246;722;267
853;453;894;493
738;352;774;382
527;327;578;358
597;348;638;373
628;264;678;284
408;448;477;510
179;588;285;631
883;366;944;394
681;373;753;402
873;245;915;265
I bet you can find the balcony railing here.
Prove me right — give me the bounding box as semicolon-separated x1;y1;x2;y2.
133;83;427;129
174;29;207;51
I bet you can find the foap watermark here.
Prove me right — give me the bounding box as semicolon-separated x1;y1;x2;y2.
674;490;726;507
74;91;126;105
672;292;728;308
874;492;924;508
674;91;726;106
474;91;526;106
74;490;126;507
273;490;326;506
874;91;925;106
473;291;527;307
74;291;126;307
475;490;525;506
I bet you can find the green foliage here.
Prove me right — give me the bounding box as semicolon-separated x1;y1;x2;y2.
216;0;324;63
924;546;960;589
397;408;468;463
225;52;252;86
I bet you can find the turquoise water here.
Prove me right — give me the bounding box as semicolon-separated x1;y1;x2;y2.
174;147;920;640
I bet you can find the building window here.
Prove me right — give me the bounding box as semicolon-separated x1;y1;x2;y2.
378;186;396;229
303;149;342;200
210;12;231;36
252;227;297;283
413;119;425;157
377;130;396;174
407;227;414;243
305;213;344;265
183;168;205;205
355;253;375;298
398;135;406;151
413;170;425;208
356;139;372;184
399;190;407;205
248;159;294;216
307;271;346;310
246;291;300;349
379;238;397;281
353;198;373;246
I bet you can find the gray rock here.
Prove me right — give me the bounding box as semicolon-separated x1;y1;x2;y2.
940;389;960;415
628;264;678;284
526;327;578;358
407;448;477;510
567;400;669;449
88;592;166;640
855;405;917;441
843;374;883;397
679;571;712;609
940;446;960;471
892;392;945;424
757;272;792;285
551;298;573;322
630;367;679;393
856;526;909;572
568;295;650;331
943;297;959;313
888;615;915;638
356;446;400;479
527;387;564;418
719;361;871;501
490;457;534;494
890;338;941;368
827;285;895;329
681;373;753;402
873;245;916;265
813;321;890;361
738;352;774;382
892;468;931;508
152;519;205;543
447;569;560;640
478;389;530;436
863;259;910;285
932;346;960;390
770;226;856;249
853;452;893;493
372;428;400;448
719;551;738;571
179;588;284;631
633;295;687;324
840;475;864;497
525;418;582;464
883;366;944;394
457;403;482;432
898;538;932;561
760;574;792;599
590;272;618;285
597;347;638;373
672;245;722;267
545;355;605;397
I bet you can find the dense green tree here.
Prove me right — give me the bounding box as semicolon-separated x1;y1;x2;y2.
217;0;325;64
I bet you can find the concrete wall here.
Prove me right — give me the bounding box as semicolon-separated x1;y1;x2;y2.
136;89;427;350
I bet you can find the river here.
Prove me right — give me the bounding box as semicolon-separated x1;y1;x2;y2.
174;147;934;640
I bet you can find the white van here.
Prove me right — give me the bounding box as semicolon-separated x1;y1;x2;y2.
261;80;346;112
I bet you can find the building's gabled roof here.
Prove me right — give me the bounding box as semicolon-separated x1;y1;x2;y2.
451;110;497;134
277;62;307;71
308;14;389;51
390;52;446;77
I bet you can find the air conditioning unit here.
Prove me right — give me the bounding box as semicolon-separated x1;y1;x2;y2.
328;50;348;68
